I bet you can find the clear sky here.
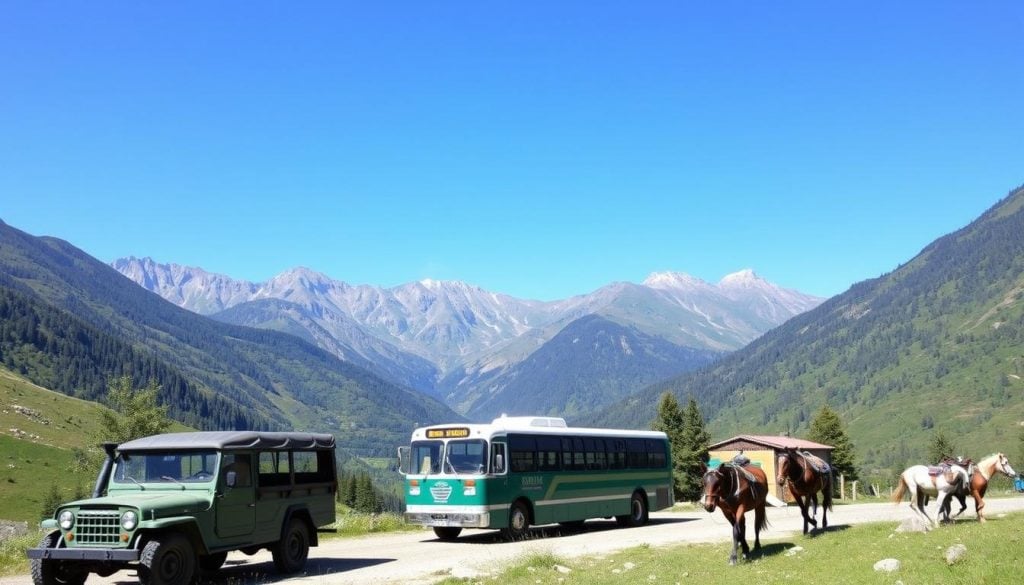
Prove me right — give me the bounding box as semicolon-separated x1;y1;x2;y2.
2;2;1022;301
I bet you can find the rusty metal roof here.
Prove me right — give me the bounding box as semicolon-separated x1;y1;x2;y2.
708;434;833;451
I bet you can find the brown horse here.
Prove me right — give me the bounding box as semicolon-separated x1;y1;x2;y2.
965;453;1016;523
776;447;833;534
702;462;769;565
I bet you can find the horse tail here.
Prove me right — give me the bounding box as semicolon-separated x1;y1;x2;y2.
891;475;908;503
823;471;834;511
755;496;769;533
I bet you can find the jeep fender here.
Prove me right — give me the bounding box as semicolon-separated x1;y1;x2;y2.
134;518;207;554
280;505;318;547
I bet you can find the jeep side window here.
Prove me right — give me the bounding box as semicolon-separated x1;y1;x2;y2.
222;453;252;487
258;451;290;487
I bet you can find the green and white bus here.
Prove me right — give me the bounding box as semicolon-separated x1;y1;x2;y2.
398;415;673;540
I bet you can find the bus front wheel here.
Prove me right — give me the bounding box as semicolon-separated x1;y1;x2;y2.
433;527;462;541
502;501;531;540
616;491;648;527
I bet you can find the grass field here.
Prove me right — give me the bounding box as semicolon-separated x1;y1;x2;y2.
437;512;1024;585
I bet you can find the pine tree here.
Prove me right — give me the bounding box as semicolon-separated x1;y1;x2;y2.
99;375;172;443
677;396;711;501
927;431;958;464
344;474;358;508
40;483;63;521
354;474;377;513
808;405;857;482
652;392;686;499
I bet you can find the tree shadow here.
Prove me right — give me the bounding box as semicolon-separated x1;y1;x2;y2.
430;516;700;544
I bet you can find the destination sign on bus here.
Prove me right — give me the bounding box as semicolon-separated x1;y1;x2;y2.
426;427;471;439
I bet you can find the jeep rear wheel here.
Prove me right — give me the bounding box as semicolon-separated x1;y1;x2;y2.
139;533;196;585
30;532;88;585
271;518;310;574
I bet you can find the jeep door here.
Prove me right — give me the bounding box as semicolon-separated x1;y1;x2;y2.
216;452;255;538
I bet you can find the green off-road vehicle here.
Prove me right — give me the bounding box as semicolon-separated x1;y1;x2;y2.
27;431;337;585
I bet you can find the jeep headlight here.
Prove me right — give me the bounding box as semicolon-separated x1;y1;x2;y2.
58;510;75;530
120;511;138;531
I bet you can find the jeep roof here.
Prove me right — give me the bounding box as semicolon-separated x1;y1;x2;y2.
116;431;335;451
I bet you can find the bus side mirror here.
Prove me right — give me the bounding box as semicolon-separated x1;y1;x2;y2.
397;446;410;476
495;454;505;474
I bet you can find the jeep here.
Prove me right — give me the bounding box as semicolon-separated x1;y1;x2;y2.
27;431;337;585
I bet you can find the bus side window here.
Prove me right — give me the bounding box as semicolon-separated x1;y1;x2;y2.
647;439;667;469
561;438;574;471
572;438;586;471
510;435;537;473
593;438;607;470
627;439;647;469
538;437;560;471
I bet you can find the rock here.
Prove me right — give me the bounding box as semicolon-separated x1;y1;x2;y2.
895;516;931;533
873;559;901;573
553;565;571;574
945;544;967;565
785;545;805;556
0;520;29;542
623;562;636;570
450;566;485;579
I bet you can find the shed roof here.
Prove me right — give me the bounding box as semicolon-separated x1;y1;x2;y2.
708;434;833;451
117;431;335;451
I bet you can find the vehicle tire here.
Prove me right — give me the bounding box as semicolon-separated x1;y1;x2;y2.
616;491;648;528
138;533;197;585
432;527;463;541
501;501;531;541
198;552;228;572
30;532;88;585
271;517;310;574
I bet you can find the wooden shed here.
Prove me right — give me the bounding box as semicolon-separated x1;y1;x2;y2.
707;435;833;501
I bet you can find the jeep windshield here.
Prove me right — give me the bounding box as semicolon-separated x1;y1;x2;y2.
112;450;219;484
443;439;488;475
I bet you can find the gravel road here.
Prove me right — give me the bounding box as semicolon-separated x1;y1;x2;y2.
5;497;1023;585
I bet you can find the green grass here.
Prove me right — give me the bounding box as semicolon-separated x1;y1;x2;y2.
0;533;40;576
437;512;1024;585
323;510;420;538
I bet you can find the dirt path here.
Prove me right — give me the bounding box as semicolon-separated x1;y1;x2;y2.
5;497;1024;585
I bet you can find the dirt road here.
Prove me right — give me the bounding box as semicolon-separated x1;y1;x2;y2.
6;497;1024;585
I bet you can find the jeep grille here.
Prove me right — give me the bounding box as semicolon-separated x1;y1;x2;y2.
75;510;121;545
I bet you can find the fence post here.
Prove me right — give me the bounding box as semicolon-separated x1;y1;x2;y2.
840;473;845;500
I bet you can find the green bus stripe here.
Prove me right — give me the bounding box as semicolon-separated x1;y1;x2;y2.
543;471;668;500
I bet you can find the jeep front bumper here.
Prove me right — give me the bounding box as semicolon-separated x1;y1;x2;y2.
27;548;139;562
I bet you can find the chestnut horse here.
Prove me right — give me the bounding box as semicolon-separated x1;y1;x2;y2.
965;453;1017;523
702;462;769;565
776;447;833;534
892;462;970;528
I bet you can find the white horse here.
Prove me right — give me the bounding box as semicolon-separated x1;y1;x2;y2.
892;464;970;528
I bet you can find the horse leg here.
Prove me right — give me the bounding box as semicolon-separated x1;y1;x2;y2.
736;506;750;557
793;492;809;535
754;502;765;552
808;492;819;528
820;488;828;530
974;485;988;523
722;509;739;565
919;489;937;528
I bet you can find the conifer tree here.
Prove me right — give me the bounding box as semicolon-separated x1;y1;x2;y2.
354;474;377;513
927;431;958;464
99;375;172;443
808;405;857;482
652;392;686;498
344;474;358;508
677;396;711;501
40;483;63;521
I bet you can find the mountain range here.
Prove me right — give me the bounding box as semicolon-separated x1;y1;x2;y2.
112;258;824;419
592;185;1024;477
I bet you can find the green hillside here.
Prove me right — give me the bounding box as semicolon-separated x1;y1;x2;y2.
592;185;1024;480
0;219;460;457
0;367;181;523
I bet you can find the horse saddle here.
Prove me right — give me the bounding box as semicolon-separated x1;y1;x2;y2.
927;464;963;485
801;451;832;475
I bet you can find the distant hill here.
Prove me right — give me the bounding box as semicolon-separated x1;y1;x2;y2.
456;314;723;421
113;258;823;418
0;220;460;456
592;185;1024;478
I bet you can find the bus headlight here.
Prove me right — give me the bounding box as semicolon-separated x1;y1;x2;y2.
58;511;75;530
121;511;138;531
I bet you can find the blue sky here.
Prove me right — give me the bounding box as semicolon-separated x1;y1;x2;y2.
2;2;1022;300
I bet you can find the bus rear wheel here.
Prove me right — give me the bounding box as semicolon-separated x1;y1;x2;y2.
616;491;648;527
502;501;531;540
432;527;462;541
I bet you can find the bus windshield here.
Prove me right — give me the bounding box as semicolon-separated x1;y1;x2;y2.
444;440;488;475
410;441;443;475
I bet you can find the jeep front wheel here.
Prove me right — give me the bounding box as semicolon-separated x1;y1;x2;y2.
271;518;310;574
138;533;196;585
30;532;87;585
